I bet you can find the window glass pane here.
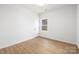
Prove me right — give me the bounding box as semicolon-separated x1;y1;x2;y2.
41;19;48;31
42;19;47;25
42;26;47;31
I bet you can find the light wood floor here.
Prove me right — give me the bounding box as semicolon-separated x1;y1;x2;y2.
78;48;79;53
0;36;78;54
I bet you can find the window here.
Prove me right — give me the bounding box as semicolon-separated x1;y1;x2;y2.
41;19;48;31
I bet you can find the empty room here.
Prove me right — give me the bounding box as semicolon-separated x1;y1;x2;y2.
0;4;79;54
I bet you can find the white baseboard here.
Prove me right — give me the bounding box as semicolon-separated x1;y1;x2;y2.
40;35;76;45
0;34;77;49
0;34;38;49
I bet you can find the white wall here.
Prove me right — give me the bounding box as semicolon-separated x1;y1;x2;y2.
0;5;39;48
0;4;77;49
77;5;79;47
40;5;76;44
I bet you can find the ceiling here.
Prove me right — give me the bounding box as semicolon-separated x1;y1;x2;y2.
23;4;75;14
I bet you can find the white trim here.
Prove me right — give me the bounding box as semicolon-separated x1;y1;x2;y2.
40;35;76;45
0;34;38;49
